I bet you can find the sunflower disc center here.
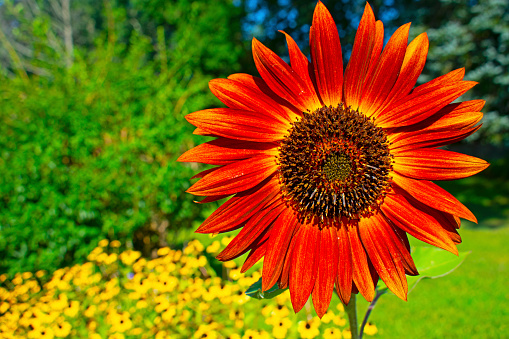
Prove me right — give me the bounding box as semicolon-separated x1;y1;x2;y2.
277;104;393;224
323;153;352;182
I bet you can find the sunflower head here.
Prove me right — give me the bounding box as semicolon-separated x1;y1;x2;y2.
179;0;488;317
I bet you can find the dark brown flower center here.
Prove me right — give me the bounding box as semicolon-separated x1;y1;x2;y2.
277;104;393;224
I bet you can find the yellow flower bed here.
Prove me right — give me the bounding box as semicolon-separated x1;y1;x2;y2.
0;238;377;338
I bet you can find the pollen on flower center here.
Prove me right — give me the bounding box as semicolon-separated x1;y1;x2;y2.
277;104;393;224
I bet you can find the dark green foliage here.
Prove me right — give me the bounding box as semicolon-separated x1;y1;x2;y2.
0;0;243;275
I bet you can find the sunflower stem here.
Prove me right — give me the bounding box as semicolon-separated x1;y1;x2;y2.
344;293;359;339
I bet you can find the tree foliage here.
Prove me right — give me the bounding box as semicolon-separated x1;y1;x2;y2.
0;0;244;274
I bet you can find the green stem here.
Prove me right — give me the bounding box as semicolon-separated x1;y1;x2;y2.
344;293;359;339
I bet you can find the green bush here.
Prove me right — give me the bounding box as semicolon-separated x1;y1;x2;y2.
0;1;244;275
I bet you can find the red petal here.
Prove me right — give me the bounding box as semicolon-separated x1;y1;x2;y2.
377;81;477;128
359;214;408;300
393;148;489;181
386;221;419;276
280;31;322;111
194;195;230;204
310;1;343;106
178;138;278;165
335;223;353;305
186;108;288;142
413;99;485;131
252;38;320;112
312;227;339;318
187;154;277;196
227;73;302;122
363;20;384;87
196;175;280;234
278;235;298;290
381;190;458;254
359;23;410;117
392;173;476;222
191;167;219;180
343;3;376;110
412;68;465;96
290;225;320;312
209;78;298;124
373;32;429;118
241;242;267;273
347;221;375;301
262;208;299;291
389;125;481;151
217;201;283;261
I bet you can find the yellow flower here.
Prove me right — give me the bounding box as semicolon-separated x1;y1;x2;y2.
323;328;342;339
120;250;141;266
0;302;10;313
154;295;170;313
36;270;46;278
242;329;268;339
297;318;320;339
161;308;176;323
107;311;132;333
28;327;55;339
155;331;169;339
64;301;80;318
206;241;221;254
194;324;219;339
271;318;292;339
88;320;98;331
363;322;378;336
84;305;97;318
342;329;352;339
52;321;72;338
109;334;125;339
110;240;121;248
223;261;237;269
22;272;33;279
98;239;109;247
89;334;102;339
157;247;171;256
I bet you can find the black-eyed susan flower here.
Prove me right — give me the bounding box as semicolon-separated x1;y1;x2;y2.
179;0;488;317
297;318;321;339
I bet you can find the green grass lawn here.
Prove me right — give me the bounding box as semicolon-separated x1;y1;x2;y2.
359;224;509;338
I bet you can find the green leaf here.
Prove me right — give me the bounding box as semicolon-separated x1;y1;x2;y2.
379;247;470;294
245;277;287;299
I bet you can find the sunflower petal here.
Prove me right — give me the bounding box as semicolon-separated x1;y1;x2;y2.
346;222;375;301
241;242;267;273
377;81;477;128
312;227;339;318
196;175;280;234
374;32;429;117
178;138;278;165
209;78;297;124
335;222;353;305
290;225;321;312
392;173;476;222
381;191;458;254
393;148;489;181
280;31;321;110
252;38;319;112
217;200;283;261
359;214;408;300
344;3;376;110
359;23;410;117
186;108;288;142
262;208;299;291
310;1;343;106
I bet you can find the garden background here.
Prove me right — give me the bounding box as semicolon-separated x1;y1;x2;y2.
0;0;507;338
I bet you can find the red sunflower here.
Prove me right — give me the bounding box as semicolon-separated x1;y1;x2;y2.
178;1;488;317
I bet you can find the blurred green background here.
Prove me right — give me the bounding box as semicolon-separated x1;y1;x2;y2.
0;0;507;337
